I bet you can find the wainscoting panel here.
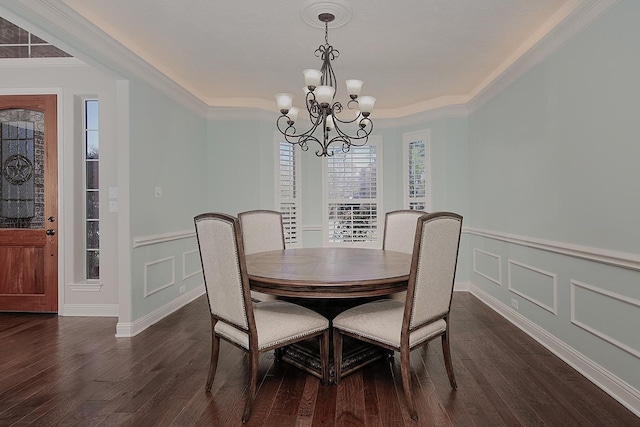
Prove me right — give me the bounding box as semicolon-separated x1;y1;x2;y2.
508;259;557;314
143;256;176;298
571;279;640;359
473;248;502;286
183;249;202;280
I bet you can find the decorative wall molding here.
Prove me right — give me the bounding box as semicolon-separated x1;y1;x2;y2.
143;256;175;298
465;227;640;272
508;259;558;315
116;284;205;337
472;248;502;286
133;229;195;248
469;283;640;418
571;279;640;359
67;283;103;292
63;303;118;317
183;249;202;280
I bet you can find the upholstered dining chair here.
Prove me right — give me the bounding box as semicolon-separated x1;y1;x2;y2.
333;212;463;420
194;213;330;423
382;209;428;301
238;210;286;302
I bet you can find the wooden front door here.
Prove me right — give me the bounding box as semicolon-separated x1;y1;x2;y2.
0;95;58;312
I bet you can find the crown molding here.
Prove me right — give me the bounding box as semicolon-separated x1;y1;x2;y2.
0;0;209;117
1;0;621;119
467;0;621;113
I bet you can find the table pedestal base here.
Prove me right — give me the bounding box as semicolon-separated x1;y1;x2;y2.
277;297;392;383
281;335;390;383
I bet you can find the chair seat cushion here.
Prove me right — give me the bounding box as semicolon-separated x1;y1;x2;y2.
215;300;329;350
333;299;446;349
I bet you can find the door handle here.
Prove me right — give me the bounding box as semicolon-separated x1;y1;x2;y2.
46;229;56;236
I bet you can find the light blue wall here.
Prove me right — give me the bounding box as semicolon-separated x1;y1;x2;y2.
129;79;208;319
468;0;640;395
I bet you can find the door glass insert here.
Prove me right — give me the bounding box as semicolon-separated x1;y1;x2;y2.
0;109;44;229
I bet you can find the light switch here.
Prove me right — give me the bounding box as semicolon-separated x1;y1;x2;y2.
109;201;118;212
109;186;118;199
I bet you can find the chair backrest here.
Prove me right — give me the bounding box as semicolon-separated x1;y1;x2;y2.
383;210;428;254
405;212;463;330
238;210;286;255
194;213;253;331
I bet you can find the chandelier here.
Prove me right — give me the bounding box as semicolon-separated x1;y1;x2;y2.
276;13;376;157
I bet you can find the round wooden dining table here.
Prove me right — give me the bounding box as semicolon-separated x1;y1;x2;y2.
245;247;413;382
245;247;412;298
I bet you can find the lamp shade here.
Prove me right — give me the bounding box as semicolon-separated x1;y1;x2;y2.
286;107;299;123
345;79;363;97
276;93;293;113
303;69;322;88
326;114;335;130
316;86;335;105
358;96;376;114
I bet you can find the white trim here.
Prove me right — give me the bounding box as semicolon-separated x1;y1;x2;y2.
62;303;118;317
472;248;502;286
302;225;323;232
133;229;195;248
68;282;103;292
143;256;176;298
0;57;87;68
182;250;202;281
508;259;558;315
571;279;640;359
116;284;205;337
469;284;640;418
465;227;640;272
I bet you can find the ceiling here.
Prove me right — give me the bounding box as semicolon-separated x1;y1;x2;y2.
6;0;608;115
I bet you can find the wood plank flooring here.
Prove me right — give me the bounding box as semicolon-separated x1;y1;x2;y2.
1;292;638;426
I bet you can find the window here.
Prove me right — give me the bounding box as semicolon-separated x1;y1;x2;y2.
403;130;430;211
324;137;382;246
84;100;99;279
276;140;300;246
0;17;71;58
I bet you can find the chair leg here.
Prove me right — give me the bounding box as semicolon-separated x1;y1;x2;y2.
206;321;220;392
242;349;260;423
333;329;343;385
319;329;330;385
400;347;417;420
441;332;457;389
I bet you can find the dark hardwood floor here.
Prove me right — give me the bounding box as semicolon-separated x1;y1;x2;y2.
1;292;638;426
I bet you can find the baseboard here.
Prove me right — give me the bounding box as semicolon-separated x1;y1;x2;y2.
454;281;470;292
468;283;640;418
115;284;205;338
62;303;118;317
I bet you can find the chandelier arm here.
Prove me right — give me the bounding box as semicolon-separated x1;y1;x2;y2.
275;12;374;157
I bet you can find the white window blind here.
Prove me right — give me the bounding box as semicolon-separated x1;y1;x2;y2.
403;130;430;211
324;140;381;245
277;141;300;246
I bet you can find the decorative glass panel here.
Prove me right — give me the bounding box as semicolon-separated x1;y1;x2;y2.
86;221;99;249
86;191;99;219
0;109;44;229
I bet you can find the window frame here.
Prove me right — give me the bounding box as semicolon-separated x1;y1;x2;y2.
275;134;302;247
403;129;431;211
83;98;99;280
322;136;383;248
